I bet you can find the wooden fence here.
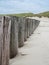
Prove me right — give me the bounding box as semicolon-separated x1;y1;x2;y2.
0;16;40;65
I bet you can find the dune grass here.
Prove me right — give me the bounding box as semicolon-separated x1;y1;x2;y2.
36;11;49;17
0;11;49;17
6;13;34;17
8;11;49;17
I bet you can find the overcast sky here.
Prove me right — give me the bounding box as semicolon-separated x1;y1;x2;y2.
0;0;49;14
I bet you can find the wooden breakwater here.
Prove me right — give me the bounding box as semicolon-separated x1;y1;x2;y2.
0;16;40;65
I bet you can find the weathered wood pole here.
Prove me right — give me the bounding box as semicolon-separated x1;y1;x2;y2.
29;19;32;36
30;19;33;34
18;17;25;47
32;19;34;34
24;18;27;41
35;20;37;29
10;16;18;58
25;18;29;38
0;16;11;65
32;19;36;31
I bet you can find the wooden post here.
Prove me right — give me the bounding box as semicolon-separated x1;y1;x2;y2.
31;19;34;34
29;19;31;36
33;19;36;31
24;18;28;41
26;18;29;38
10;16;18;58
0;16;11;65
18;17;25;47
30;19;33;35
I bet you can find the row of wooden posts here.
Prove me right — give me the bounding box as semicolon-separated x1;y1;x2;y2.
0;16;40;65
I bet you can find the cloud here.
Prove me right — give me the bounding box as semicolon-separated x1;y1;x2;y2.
0;0;49;14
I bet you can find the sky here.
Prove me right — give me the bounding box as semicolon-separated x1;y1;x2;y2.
0;0;49;14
